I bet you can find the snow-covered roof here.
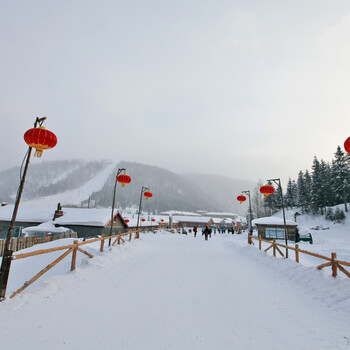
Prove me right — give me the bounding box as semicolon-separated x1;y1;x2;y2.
252;217;297;226
0;204;55;223
173;216;212;223
54;208;116;227
211;217;225;224
160;210;200;217
204;212;239;218
0;204;126;227
22;221;72;234
123;217;160;228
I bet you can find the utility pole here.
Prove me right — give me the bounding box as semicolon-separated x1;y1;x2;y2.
242;190;252;234
136;186;150;231
109;168;126;247
267;178;288;258
0;117;47;301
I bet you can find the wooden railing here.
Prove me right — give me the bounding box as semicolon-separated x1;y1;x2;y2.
248;233;350;279
0;232;78;257
8;229;140;299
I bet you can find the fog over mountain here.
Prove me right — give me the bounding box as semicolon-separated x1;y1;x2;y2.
0;159;254;215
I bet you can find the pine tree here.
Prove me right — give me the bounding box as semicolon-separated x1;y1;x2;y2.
263;183;278;215
285;178;296;208
304;170;312;213
296;171;306;211
331;146;350;212
274;185;283;210
311;157;324;214
252;180;265;219
319;160;334;210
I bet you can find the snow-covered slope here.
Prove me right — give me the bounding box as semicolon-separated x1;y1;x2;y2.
22;162;116;207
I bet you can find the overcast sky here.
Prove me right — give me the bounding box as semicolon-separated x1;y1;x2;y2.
1;1;350;186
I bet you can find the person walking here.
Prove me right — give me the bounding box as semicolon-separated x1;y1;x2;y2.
208;227;212;238
193;226;197;237
203;226;209;241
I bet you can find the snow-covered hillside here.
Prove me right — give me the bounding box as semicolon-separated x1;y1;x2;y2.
23;162;117;207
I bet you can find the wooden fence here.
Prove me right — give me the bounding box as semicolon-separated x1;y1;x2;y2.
8;230;140;299
0;232;78;257
248;233;350;279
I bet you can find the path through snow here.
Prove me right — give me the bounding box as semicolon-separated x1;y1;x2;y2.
1;233;349;349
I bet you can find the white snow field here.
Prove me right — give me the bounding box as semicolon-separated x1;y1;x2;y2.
1;232;350;350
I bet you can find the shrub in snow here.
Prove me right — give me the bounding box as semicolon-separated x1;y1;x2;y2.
334;207;346;223
325;207;334;221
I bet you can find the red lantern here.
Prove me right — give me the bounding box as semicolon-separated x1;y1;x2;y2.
141;218;146;222
124;219;130;224
237;195;246;204
117;174;132;188
24;127;57;158
151;218;155;222
344;137;350;154
161;219;164;222
144;191;153;200
260;184;275;198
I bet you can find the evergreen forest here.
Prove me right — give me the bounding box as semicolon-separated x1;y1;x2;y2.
251;146;350;222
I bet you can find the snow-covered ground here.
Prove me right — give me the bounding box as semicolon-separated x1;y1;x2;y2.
1;230;350;349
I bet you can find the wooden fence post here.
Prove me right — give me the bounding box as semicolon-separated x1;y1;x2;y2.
295;244;299;263
331;252;337;278
129;232;132;241
117;236;120;245
100;235;105;252
259;235;262;250
273;239;276;257
71;240;78;271
248;232;252;245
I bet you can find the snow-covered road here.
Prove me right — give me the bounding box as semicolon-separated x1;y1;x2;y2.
1;232;350;349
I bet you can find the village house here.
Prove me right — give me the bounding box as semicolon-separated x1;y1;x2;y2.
252;217;298;242
0;204;128;239
173;215;213;229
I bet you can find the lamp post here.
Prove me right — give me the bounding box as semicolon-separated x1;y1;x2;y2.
109;168;128;247
266;178;288;258
136;187;150;231
0;117;57;301
242;190;252;234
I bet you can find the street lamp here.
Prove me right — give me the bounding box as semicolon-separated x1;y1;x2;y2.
266;178;289;258
136;187;150;231
109;168;131;246
0;117;57;301
242;190;252;234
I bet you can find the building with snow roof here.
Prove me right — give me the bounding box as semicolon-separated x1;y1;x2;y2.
0;204;128;239
173;216;213;229
197;211;241;220
160;210;200;217
252;217;298;241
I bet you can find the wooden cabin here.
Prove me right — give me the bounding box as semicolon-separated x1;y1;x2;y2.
252;217;298;241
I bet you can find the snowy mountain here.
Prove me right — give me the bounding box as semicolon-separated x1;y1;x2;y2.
0;160;255;214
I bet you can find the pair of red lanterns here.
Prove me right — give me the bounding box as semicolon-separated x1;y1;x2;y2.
116;175;153;199
236;184;275;204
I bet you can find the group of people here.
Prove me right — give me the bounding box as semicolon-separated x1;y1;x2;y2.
192;226;212;240
191;225;242;240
